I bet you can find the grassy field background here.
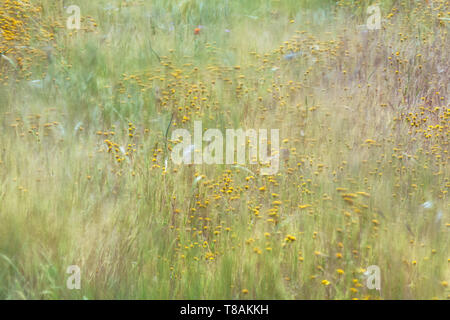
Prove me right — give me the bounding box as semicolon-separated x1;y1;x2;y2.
0;0;448;299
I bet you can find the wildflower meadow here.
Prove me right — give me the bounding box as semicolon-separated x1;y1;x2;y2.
0;0;448;300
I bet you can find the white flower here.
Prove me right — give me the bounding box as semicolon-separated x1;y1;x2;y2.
422;201;433;209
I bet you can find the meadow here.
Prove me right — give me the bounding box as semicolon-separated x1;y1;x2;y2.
0;0;448;299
